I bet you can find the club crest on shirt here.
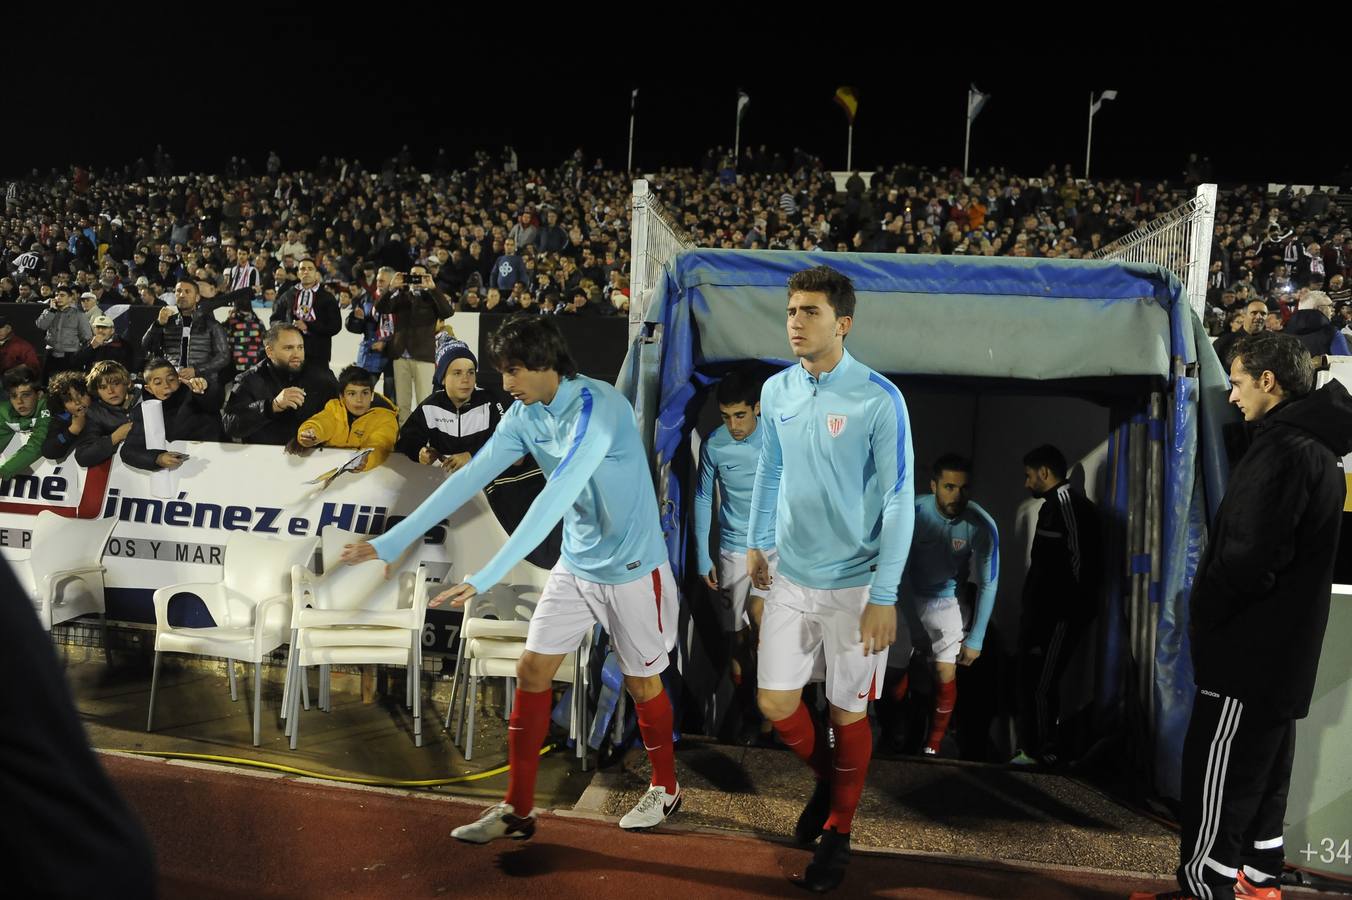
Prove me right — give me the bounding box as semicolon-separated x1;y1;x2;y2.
826;414;847;438
951;537;967;553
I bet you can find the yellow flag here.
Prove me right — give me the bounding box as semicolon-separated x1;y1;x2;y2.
833;86;859;125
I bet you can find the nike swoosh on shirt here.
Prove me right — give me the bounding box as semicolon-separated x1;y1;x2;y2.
725;464;739;469
644;655;661;666
779;413;799;423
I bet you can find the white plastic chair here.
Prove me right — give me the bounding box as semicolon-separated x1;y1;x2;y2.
146;531;319;746
13;511;117;642
284;560;430;749
447;584;592;766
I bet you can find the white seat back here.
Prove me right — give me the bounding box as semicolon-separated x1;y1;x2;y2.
219;532;318;626
29;511;115;582
311;559;409;612
320;527;371;573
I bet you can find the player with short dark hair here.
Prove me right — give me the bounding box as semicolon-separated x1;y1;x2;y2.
892;454;1000;757
747;265;914;892
341;314;682;843
693;369;774;741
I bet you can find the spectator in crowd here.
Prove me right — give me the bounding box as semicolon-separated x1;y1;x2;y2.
0;366;51;478
224;245;260;293
1285;289;1350;360
78;291;101;330
1265;310;1284;332
75;361;135;467
0;315;42;375
1146;332;1352;900
119;359;220;472
42;370;91;461
141;280;230;388
396;338;503;473
1013;444;1101;767
221;291;266;383
36;285;92;375
222;323;338;445
561;286;608;317
490;238;527;294
376;263;454;423
346;266;396;401
271;257;340;372
289;365;397;471
74;315;136;372
1213;298;1267;365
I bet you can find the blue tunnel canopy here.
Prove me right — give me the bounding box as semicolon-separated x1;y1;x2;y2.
623;249;1236;800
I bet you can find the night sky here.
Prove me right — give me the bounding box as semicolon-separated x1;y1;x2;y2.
5;16;1341;187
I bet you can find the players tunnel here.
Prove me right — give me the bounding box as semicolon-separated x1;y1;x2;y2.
619;250;1235;804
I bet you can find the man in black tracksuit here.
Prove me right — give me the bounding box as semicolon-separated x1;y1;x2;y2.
1015;444;1101;765
1151;332;1352;900
396;337;558;568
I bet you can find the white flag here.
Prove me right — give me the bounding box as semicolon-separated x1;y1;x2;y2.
631;88;638;111
737;91;750;124
1090;90;1118;117
967;84;989;123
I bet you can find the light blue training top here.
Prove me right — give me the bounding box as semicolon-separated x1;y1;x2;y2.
905;493;1001;651
370;374;667;591
692;422;763;576
747;349;915;605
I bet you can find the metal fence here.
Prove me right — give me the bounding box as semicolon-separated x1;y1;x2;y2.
1092;184;1217;321
629;179;694;340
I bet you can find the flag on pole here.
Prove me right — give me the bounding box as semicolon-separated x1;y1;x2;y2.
833;86;858;125
737;91;750;124
1090;89;1117;116
631;88;638;112
967;84;990;123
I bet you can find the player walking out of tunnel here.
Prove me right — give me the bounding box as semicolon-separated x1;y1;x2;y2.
892;454;999;757
747;265;915;893
341;314;682;843
692;369;775;740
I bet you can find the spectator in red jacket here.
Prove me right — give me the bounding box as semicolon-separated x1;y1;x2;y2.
0;315;42;376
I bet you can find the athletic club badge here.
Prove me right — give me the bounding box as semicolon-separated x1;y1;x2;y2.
826;414;847;438
951;538;967;553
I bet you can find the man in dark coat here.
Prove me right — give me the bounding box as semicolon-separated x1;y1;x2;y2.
221;323;338;445
270;258;341;372
1137;332;1352;900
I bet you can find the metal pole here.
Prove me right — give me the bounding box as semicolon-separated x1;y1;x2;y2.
1127;414;1146;730
1146;393;1165;736
963;115;972;179
1084;92;1094;180
627;113;635;173
846;124;853;172
734;109;741;166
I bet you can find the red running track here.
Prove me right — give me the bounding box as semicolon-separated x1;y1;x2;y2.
104;754;1174;899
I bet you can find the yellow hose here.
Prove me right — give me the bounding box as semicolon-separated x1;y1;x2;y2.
101;744;554;788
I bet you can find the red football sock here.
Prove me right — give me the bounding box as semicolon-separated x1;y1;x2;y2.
927;679;958;752
771;701;830;781
825;717;873;833
503;687;553;814
890;671;910;703
636;690;678;794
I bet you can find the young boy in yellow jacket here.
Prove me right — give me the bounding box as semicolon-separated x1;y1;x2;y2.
291;365;398;470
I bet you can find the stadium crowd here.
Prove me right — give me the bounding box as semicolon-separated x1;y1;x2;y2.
0;146;1348;509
